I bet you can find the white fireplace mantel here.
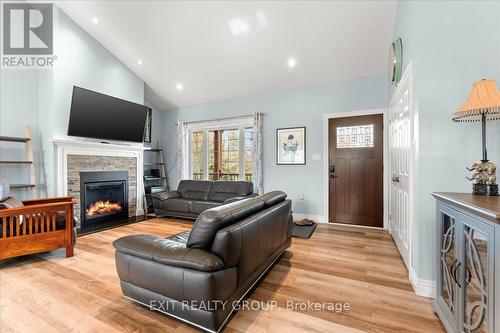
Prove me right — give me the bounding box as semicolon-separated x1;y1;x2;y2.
49;138;147;215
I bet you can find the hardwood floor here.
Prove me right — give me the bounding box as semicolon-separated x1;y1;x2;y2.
0;218;444;333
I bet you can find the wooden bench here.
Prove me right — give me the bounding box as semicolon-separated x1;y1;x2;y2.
0;197;76;260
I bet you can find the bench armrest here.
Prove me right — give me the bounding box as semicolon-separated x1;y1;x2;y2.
22;196;75;206
113;234;224;272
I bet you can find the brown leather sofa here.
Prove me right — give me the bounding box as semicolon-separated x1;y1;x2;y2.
113;191;293;332
152;180;256;219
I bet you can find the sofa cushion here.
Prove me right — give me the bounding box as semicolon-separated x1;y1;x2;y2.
113;233;224;272
208;181;253;202
160;198;192;212
187;198;265;249
190;201;221;214
258;191;288;208
177;180;212;201
223;193;258;205
167;230;191;244
152;191;180;201
0;176;10;202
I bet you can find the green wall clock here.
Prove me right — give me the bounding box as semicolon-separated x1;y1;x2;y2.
389;37;403;85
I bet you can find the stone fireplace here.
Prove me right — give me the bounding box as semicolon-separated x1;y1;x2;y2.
79;171;129;231
67;155;137;229
51;138;146;231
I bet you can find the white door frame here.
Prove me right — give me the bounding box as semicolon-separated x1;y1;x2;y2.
322;108;389;229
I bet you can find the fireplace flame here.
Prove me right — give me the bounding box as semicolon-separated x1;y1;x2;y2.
86;200;122;217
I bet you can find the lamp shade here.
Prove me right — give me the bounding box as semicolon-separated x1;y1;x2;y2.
453;79;500;122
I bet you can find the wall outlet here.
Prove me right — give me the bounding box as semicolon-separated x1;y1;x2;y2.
299;194;304;200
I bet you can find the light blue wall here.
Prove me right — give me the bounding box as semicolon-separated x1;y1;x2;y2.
394;0;500;282
0;70;43;199
40;7;145;196
1;7;146;197
162;74;389;217
144;98;165;149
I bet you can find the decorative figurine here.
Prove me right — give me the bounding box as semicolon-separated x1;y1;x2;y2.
466;161;498;196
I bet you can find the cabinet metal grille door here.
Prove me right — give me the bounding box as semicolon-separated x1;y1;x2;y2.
463;226;488;333
440;214;456;316
389;66;412;268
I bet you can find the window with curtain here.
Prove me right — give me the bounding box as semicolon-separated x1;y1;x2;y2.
188;118;254;182
191;132;204;180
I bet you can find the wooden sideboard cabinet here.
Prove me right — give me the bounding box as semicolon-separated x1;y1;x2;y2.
432;192;500;333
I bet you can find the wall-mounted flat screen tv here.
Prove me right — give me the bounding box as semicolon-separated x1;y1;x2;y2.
68;86;149;143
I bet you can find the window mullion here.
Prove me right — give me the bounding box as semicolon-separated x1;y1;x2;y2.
203;130;209;180
239;127;245;181
188;129;193;179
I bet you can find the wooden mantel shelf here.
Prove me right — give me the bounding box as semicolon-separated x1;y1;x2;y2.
432;192;500;223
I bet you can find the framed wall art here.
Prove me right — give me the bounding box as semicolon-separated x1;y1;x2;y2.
276;127;306;165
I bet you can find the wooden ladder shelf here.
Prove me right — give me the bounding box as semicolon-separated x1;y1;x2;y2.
143;142;168;216
0;126;37;197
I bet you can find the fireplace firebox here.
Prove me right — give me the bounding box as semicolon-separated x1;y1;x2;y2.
80;171;128;231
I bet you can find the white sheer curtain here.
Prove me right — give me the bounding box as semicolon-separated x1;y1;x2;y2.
252;113;264;194
176;121;188;187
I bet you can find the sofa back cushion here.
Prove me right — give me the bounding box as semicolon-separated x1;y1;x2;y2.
177;180;212;201
187;197;265;249
210;192;292;285
208;181;253;202
257;191;288;208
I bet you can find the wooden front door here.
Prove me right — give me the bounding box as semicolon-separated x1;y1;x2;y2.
328;114;383;227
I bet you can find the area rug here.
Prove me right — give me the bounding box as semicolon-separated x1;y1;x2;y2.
292;223;317;239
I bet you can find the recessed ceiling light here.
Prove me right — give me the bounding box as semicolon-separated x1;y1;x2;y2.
92;17;99;24
137;60;142;65
228;17;250;36
176;83;184;91
287;57;297;68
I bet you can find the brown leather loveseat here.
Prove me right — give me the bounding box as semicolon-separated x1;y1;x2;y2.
113;191;293;332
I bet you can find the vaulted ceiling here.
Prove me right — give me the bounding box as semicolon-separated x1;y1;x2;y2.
57;1;397;109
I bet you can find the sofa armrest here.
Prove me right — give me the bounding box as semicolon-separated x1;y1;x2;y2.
152;191;181;201
223;193;258;205
113;234;224;272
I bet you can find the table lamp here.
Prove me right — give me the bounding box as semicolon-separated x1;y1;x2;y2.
453;79;500;195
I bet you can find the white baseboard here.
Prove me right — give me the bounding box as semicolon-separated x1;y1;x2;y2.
409;267;436;298
293;213;327;223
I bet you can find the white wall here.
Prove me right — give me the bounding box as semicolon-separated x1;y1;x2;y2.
162;74;389;219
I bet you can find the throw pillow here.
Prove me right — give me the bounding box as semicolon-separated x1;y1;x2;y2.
0;176;10;202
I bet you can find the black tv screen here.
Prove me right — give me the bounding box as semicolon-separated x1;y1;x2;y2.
68;86;149;143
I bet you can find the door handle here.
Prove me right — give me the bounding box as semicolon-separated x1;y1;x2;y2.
392;176;400;183
329;165;336;179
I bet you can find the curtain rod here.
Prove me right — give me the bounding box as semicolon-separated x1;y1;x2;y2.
178;113;265;125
